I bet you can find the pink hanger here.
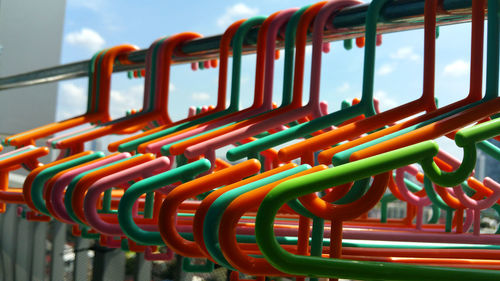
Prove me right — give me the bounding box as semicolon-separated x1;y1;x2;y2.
173;1;364;162
136;10;293;157
46;153;131;224
395;164;473;232
83;157;171;236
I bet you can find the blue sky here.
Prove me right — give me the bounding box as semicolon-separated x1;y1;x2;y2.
56;0;481;159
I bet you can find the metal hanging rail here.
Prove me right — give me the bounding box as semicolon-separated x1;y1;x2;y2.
0;0;476;91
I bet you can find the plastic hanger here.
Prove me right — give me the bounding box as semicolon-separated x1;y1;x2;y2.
119;160;258;250
230;0;496;173
189;163;314;262
411;149;500;234
419;118;500;186
207;165;326;275
60;154;155;243
137;6;335;169
46;32;204;152
46;37;167;148
0;146;49;212
456;177;500;235
118;159;304;268
150;5;317;154
10;34;222;222
3;45;138;150
395;164;472;233
85;155;230;245
106;17;268;154
82;157;172;236
215;174;500;275
156;3;333;164
255;141;500;280
44;152;131;223
275;140;500;248
201;165;316;271
20;101;209;222
104;159;222;264
167;1;370;165
120;10;322;168
216;166;472;276
208;150;490;275
106;19;246;153
316;0;496;166
155;162;369;275
296;146;500;245
26;151;105;216
162;162;298;259
14;151;94;221
224;0;405;163
127;12;282;161
339;105;499;188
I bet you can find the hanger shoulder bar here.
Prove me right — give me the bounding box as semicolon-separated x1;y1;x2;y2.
0;0;475;91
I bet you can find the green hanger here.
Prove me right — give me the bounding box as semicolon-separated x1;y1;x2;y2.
328;0;498;169
225;0;390;162
30;152;104;216
64;155;142;227
49;38;168;147
421;118;500;186
255;141;500;280
118;159;211;246
116;17;267;153
203;165;309;269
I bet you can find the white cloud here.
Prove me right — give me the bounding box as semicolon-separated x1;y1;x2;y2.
65;28;105;53
241;75;250;85
57;82;87;120
169;83;175;92
217;3;259;28
109;85;144;118
443;60;470;77
60;82;86;104
377;63;396;76
374;90;398;111
336;82;351;93
67;0;103;11
56;82;147;121
191;92;211;102
129;84;145;96
305;45;313;56
390;47;420;61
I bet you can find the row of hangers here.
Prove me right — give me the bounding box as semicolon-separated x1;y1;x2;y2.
1;0;500;280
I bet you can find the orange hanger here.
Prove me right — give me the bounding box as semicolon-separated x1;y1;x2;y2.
48;33;203;152
0;146;49;212
217;165;327;276
3;45;138;150
69;154;155;226
161;4;330;162
21;151;95;221
313;0;486;165
42;152;131;223
113;13;279;160
105;18;258;154
118;160;261;257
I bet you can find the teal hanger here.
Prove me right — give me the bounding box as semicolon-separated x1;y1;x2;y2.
225;0;393;162
203;165;309;269
30;152;104;216
116;17;267;153
420;118;500;186
329;0;498;171
118;159;211;246
254;141;500;280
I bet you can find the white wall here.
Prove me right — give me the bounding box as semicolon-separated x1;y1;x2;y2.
0;0;66;136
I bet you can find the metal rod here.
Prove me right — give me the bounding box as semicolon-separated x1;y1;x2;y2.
0;0;475;91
